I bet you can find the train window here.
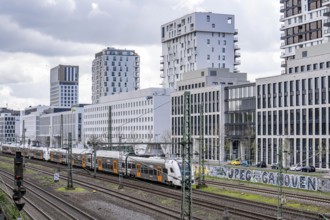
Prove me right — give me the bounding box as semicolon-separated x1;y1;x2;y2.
154;170;157;176
132;164;136;169
149;169;153;175
110;164;113;170
163;168;168;174
170;168;174;173
121;163;125;168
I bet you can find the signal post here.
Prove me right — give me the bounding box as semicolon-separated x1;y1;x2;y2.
13;152;26;211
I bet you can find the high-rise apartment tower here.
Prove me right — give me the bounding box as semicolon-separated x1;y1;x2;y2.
160;12;240;89
50;65;79;107
280;0;330;73
92;47;140;104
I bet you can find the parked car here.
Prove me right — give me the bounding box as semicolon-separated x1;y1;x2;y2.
301;165;316;172
229;159;241;165
289;164;302;171
256;161;267;168
271;163;279;169
240;160;250;167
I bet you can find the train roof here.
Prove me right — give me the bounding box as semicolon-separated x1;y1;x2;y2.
97;150;120;158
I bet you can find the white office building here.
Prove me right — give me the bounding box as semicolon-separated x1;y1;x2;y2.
50;65;79;107
39;106;84;148
171;68;247;162
20;105;52;143
84;88;173;149
92;47;140;104
161;12;240;89
256;43;330;169
0;113;20;143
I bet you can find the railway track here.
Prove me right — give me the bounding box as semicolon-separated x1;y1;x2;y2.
0;169;96;220
27;164;318;220
205;179;330;205
0;155;323;219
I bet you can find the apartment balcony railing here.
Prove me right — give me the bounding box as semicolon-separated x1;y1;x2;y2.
323;0;330;6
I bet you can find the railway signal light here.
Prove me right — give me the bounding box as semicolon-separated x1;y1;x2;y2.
12;152;26;211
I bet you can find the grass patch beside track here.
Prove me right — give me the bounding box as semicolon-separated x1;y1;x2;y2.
56;187;87;193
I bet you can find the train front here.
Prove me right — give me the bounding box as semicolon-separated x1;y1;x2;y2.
166;159;195;187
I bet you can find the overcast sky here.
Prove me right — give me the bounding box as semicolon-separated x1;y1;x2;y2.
0;0;281;109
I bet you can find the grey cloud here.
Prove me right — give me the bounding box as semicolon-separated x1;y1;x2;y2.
0;0;186;48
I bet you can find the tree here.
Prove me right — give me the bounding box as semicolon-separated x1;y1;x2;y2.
241;125;256;164
160;129;172;156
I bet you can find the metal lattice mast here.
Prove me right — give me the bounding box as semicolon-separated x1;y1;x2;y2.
67;132;74;189
60;114;63;148
181;91;192;220
197;104;206;188
108;106;112;151
277;137;283;219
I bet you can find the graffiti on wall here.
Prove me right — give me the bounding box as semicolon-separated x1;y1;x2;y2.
206;166;323;191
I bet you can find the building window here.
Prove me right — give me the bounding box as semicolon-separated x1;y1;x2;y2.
207;15;210;22
320;62;324;69
289;68;293;74
300;66;305;72
207;55;210;60
302;51;307;57
207;39;210;44
212;24;215;28
227;17;232;24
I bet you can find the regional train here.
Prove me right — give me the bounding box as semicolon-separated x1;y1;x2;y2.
0;143;194;187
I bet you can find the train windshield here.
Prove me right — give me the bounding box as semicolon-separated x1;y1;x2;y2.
178;162;191;176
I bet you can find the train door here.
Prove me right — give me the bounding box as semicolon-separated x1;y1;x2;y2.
157;166;162;182
113;160;118;174
82;155;86;168
97;158;103;171
136;163;141;177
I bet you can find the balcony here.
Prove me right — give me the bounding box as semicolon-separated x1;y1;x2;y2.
280;33;286;40
280;24;286;30
160;59;164;64
324;19;330;27
280;6;285;12
234;29;238;35
234;52;241;58
281;61;286;67
324;8;330;17
160;73;165;78
279;15;284;21
234;60;241;66
234;36;238;42
234;45;240;50
160;67;164;71
323;0;330;6
324;29;330;36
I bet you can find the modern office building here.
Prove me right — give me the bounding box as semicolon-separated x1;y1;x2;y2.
224;83;256;162
50;65;79;107
92;47;140;104
0;111;20;143
171;68;248;162
84;88;173;151
39;105;84;148
280;0;330;73
20;105;52;143
256;43;330;169
161;12;240;89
